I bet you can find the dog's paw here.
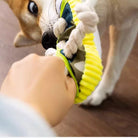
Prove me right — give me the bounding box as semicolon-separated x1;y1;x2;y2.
82;91;107;106
45;48;57;56
82;85;113;106
75;3;99;34
53;18;67;38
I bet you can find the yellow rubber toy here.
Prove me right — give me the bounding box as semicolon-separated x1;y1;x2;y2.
56;0;103;104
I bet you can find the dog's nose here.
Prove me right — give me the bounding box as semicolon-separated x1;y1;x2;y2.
42;32;57;50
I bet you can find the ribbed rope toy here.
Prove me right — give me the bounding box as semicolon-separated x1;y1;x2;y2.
55;0;103;104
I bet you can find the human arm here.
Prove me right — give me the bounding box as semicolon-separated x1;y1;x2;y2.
0;54;76;126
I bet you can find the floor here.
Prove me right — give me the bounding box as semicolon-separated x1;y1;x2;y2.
0;1;138;136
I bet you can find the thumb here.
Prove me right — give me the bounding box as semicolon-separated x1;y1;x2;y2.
66;76;76;101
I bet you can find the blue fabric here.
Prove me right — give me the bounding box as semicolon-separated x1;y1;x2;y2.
62;3;73;28
60;49;76;62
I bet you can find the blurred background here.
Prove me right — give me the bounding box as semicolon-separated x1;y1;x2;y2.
0;1;138;136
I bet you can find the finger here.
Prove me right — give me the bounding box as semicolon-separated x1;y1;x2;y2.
51;56;66;72
65;76;76;101
19;53;39;63
42;56;66;74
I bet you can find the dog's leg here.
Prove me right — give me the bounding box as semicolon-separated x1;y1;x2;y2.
83;20;138;106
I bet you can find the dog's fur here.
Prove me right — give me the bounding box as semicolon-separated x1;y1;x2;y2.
3;0;138;105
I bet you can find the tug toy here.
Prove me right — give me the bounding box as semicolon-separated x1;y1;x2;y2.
56;0;103;104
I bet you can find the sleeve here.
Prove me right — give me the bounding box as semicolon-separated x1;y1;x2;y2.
0;94;56;137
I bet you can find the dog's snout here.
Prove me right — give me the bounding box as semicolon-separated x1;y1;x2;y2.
42;32;57;50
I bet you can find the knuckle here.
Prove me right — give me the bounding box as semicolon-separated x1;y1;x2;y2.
22;54;39;63
51;56;65;69
11;61;20;70
51;56;62;63
27;53;38;59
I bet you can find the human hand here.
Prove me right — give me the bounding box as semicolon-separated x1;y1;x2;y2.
0;54;76;126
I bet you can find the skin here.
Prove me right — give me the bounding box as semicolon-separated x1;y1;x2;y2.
0;54;76;126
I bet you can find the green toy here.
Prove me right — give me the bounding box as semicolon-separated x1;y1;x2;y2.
56;0;103;104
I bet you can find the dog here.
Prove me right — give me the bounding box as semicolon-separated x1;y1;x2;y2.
3;0;138;106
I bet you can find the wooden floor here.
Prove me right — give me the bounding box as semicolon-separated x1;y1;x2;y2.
0;1;138;136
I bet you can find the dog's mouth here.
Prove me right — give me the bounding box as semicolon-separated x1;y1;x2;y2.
41;31;57;50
